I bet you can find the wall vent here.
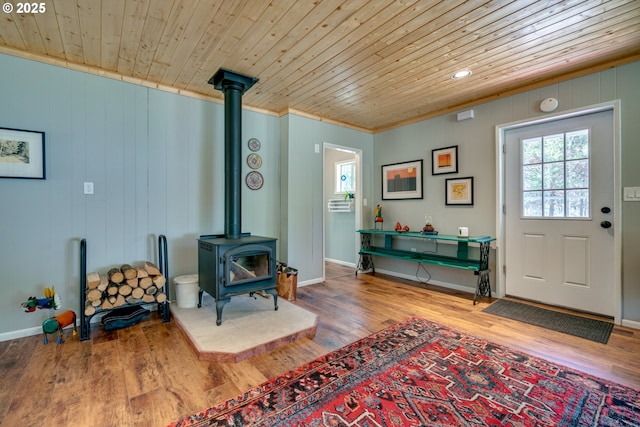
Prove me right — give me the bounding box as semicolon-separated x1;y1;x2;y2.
328;199;354;213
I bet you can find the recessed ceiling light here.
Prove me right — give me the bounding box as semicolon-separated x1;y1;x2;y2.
451;70;472;80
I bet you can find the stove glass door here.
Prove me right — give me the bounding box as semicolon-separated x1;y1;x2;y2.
225;244;272;287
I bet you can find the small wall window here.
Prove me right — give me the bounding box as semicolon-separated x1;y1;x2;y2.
335;160;356;195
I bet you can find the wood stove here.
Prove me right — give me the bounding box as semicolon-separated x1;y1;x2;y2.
197;68;278;325
198;234;277;325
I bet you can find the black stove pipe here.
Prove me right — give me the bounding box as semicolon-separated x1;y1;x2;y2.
209;68;259;239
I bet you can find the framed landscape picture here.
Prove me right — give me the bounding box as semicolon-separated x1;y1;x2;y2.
432;145;458;175
446;176;474;205
0;127;45;179
382;159;423;200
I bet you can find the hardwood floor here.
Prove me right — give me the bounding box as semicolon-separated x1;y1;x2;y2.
1;263;639;427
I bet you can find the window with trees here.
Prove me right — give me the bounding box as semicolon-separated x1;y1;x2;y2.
521;129;590;218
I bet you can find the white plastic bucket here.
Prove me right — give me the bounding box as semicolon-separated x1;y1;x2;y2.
174;274;199;308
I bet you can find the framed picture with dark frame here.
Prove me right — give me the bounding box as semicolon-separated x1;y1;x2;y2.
432;145;458;175
446;176;474;205
381;159;423;200
0;127;45;179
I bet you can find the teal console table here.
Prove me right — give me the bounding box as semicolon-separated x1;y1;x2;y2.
356;229;495;304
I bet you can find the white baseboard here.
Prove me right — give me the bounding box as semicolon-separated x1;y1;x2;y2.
298;277;324;287
0;326;43;342
621;319;640;330
324;258;356;268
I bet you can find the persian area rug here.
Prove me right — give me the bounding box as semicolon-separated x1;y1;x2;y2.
483;299;614;344
169;317;639;427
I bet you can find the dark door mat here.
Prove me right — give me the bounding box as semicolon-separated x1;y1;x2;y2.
483;299;614;344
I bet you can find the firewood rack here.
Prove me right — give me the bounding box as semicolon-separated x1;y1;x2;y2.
79;235;171;341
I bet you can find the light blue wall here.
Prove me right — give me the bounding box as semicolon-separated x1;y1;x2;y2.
0;54;282;335
281;114;373;282
374;61;640;322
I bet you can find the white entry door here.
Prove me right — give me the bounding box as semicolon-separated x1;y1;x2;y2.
504;110;615;316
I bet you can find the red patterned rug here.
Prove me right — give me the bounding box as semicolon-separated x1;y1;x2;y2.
169;317;639;426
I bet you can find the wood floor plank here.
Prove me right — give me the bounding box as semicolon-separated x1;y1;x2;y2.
0;262;638;427
203;381;242;412
47;374;93;427
0;337;39;421
137;322;211;421
1;339;61;427
46;336;94;427
223;360;269;393
117;325;161;399
130;388;183;427
90;340;131;427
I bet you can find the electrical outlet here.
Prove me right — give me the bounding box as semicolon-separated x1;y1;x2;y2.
84;182;94;195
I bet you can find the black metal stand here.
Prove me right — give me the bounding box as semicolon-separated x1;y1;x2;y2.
158;235;171;323
79;235;171;341
79;238;88;340
473;241;492;305
355;232;375;275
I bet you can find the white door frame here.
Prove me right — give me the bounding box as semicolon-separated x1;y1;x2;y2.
322;143;363;279
495;100;622;324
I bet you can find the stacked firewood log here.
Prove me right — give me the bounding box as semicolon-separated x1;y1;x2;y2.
84;261;167;316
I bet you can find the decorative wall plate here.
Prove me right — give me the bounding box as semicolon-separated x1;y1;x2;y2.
247;153;262;169
248;137;261;152
246;171;264;190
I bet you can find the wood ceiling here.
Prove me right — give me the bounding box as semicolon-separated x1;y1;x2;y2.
1;0;639;132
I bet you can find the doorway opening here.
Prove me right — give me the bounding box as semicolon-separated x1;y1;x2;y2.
322;143;363;280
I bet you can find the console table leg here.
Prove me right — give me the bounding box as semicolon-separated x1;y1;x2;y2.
474;270;491;305
356;232;375;275
473;241;492;304
356;253;375;275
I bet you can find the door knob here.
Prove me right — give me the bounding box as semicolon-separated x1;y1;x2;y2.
600;221;612;229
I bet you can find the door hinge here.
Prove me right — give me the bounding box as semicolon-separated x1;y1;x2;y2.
503;204;506;215
502;144;506;154
503;265;506;274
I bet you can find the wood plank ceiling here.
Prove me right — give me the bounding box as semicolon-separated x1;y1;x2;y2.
1;0;639;132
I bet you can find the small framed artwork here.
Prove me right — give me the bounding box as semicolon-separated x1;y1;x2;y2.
0;127;45;179
432;145;458;175
446;177;474;205
382;159;423;200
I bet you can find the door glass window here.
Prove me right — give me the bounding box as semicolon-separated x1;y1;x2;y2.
521;129;590;218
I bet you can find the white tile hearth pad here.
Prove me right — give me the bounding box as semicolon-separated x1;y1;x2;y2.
171;292;317;361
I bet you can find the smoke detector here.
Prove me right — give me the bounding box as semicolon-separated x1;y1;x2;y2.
540;97;559;113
